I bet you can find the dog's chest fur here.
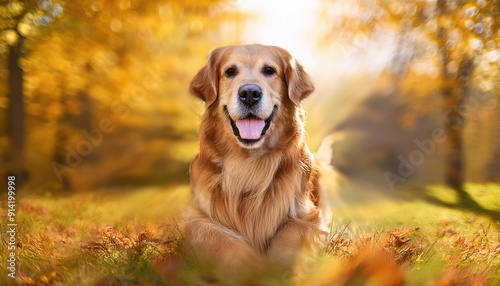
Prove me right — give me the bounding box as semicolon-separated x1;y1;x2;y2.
208;148;313;253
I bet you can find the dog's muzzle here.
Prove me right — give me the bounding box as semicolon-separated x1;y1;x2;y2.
224;106;277;145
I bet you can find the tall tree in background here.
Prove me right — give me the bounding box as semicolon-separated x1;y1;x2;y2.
2;0;241;191
41;0;238;190
0;0;63;182
324;0;500;201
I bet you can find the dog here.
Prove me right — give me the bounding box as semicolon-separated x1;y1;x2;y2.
181;44;331;276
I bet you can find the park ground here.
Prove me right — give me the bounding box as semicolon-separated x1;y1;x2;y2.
0;178;499;285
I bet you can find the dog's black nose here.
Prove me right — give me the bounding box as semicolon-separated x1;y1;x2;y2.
238;84;262;107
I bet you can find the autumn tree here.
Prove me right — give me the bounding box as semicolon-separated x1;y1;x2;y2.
1;0;241;191
1;0;63;183
323;0;500;201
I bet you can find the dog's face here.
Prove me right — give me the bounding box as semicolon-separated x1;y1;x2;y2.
190;44;314;149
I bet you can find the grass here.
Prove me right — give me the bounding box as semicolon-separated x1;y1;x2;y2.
321;182;499;285
0;183;499;285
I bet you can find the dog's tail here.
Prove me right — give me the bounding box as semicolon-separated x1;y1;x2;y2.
315;134;335;166
314;134;336;232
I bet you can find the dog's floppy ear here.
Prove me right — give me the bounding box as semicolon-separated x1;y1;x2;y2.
189;47;227;106
286;57;314;106
275;46;314;106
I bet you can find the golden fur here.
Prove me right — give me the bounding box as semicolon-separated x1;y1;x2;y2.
181;44;330;273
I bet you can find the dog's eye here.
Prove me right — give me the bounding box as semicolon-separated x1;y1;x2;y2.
225;67;237;78
262;66;276;76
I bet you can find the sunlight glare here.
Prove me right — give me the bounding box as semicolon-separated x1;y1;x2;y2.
235;0;320;68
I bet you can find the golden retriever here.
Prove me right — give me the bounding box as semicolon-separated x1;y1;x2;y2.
182;44;330;276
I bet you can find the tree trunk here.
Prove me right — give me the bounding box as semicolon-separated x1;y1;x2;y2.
6;32;28;185
443;110;464;190
441;54;474;201
485;105;500;182
436;0;480;205
52;99;72;190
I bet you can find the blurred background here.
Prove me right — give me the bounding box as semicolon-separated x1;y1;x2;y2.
1;0;499;196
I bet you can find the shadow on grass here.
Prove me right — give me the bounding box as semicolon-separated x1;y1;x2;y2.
402;184;500;222
329;168;499;222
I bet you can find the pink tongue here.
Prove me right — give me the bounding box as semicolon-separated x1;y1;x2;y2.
235;118;265;140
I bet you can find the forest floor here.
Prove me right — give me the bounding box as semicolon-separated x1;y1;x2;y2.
0;178;499;285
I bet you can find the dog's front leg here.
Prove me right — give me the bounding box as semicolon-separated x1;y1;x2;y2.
267;220;306;268
267;219;324;269
182;214;262;275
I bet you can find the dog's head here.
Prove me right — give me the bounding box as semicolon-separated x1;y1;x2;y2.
190;44;314;149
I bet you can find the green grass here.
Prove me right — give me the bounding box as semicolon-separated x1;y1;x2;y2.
0;183;498;285
323;182;499;285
